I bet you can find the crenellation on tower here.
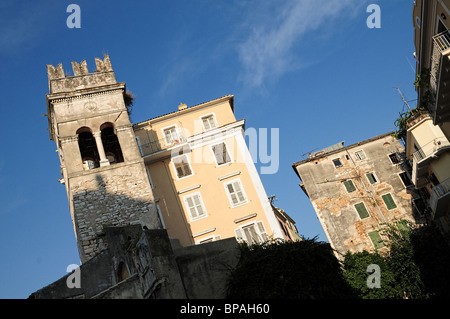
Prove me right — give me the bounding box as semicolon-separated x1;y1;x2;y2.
46;55;116;94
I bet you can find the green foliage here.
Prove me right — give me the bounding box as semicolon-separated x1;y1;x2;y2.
226;222;450;299
226;238;356;299
393;107;426;143
342;251;402;299
381;221;427;299
124;90;135;116
393;69;432;143
410;223;450;299
343;221;450;299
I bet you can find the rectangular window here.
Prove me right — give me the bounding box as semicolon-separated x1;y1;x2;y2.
235;221;269;244
163;126;179;145
212;142;231;166
172;154;192;179
388;153;401;164
366;172;377;184
368;231;385;249
354;202;370;219
399;172;413;187
184;192;207;221
343;180;356;193
225;179;248;207
198;235;221;244
396;220;409;233
355;150;366;160
332;158;342;168
201;114;217;131
382;193;397;210
429;173;440;187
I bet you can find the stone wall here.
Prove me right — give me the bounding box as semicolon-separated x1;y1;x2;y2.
294;133;425;257
70;163;161;262
29;227;240;300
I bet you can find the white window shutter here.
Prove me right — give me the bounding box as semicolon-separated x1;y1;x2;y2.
235;228;244;243
257;221;269;242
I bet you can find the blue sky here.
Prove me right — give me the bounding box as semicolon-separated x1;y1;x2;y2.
0;0;417;298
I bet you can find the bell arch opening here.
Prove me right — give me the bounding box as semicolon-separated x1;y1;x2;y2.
100;123;124;164
76;127;100;170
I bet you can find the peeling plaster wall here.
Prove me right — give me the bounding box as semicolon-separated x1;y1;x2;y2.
295;134;423;256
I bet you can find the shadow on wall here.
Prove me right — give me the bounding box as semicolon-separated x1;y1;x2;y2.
28;223;241;299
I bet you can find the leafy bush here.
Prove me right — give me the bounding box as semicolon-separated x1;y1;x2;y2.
343;221;450;299
226;238;356;299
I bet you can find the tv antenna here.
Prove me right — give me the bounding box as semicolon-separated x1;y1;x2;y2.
268;195;278;204
393;87;413;112
301;148;319;158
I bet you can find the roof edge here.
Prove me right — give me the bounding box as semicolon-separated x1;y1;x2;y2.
292;131;397;168
133;94;234;128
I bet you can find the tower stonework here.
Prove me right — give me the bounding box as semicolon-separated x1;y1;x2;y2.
46;55;162;263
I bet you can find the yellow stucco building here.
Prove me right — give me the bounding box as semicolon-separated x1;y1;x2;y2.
133;95;288;246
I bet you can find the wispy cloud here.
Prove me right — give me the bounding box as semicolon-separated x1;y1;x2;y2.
0;0;58;56
236;0;365;89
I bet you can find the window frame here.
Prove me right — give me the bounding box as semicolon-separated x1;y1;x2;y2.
197;235;222;244
171;153;193;180
381;193;397;210
343;180;356;193
183;191;208;222
388;152;401;165
211;142;232;167
354;202;370;219
366;172;378;184
355;150;366;161
332;158;343;168
234;221;269;245
224;178;248;208
398;171;413;188
368;231;385;250
161;124;180;146
200;113;218;131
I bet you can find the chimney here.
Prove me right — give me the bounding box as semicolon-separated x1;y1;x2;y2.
178;103;187;111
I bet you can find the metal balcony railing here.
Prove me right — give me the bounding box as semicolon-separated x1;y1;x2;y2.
412;137;450;163
139;134;187;157
430;30;450;97
432;177;450;199
430;177;450;217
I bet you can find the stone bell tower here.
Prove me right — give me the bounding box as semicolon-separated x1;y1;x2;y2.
46;55;162;263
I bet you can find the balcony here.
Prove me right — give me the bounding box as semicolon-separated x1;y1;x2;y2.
411;137;450;187
429;31;450;125
139;134;188;163
430;177;450;219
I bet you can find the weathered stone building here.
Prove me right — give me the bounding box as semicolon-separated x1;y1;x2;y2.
292;133;426;257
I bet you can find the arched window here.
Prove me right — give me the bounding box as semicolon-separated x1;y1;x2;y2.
76;127;100;170
100;123;124;164
117;262;130;282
